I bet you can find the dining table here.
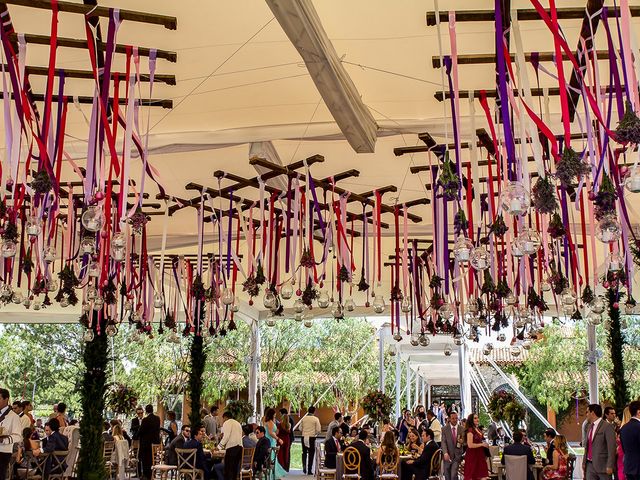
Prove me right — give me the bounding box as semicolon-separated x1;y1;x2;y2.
490;456;545;480
334;451;413;480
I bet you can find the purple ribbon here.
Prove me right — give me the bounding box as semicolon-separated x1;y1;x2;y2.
307;175;326;237
226;190;233;280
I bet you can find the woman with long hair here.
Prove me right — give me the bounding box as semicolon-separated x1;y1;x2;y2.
14;427;38;475
276;410;292;472
405;427;422;454
464;413;489;480
377;430;399;470
263;408;286;479
543;434;568;480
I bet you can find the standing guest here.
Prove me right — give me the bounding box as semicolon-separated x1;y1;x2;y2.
396;409;414;444
35;419;44;438
348;430;374;480
583;403;616;480
486;417;499;446
102;421;114;441
110;419;131;445
138;404;161;480
617;407;631;480
326;412;343;440
340;415;351;437
402;428;439;480
298;405;321;475
166;411;178;441
324;426;343;469
130;406;144;439
22;401;34;427
253;426;271;473
49;404;58;420
277;410;292;471
604;406;618;425
349;426;359;439
203;405;219;440
543;428;557;466
620;400;640;480
55;403;68;428
439;403;448;425
166;424;190;466
426;409;442;445
502;430;535;480
12;402;29;430
464;413;490;480
543;434;569;480
264;408;286;479
279;407;295;452
441;411;464;480
0;388;22;480
218;411;243;480
184;425;211;480
415;411;428;434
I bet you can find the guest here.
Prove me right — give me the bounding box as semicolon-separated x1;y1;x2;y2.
110;418;132;445
426;409;442;445
402;428;439;480
203;406;219;440
298;405;321;475
439;403;448;425
326;412;343;440
264;408;286;479
582;403;616;480
604;406;617;425
486;417;499;445
396;409;415;443
464;413;490;480
324;426;343;469
441;411;464;480
218;411;243;480
12;402;29;430
620;400;640;480
376;430;399;471
166;424;191;465
277;410;292;471
617;407;631;480
414;404;426;416
22;401;34;427
184;425;211;480
379;418;397;442
348;430;374;480
543;428;556;466
166;411;178;441
253;426;271;473
502;430;535;480
405;427;422;454
55;403;68;428
279;408;295;453
543;434;568;480
349;426;359;439
242;424;257;449
131;406;144;439
35;418;44;438
416;411;428;434
102;421;114;441
14;427;38;475
49;404;58;420
340;415;352;437
138;404;161;480
0;388;23;480
34;418;69;476
62;420;81;478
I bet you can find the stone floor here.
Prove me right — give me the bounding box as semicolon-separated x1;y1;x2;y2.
286;469;314;479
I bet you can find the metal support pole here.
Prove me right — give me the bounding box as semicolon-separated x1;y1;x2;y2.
422;381;427;407
406;363;412;410
458;343;472;417
379;328;386;393
586;324;599;404
395;346;402;419
248;319;261;422
427;382;432;408
414;373;420;409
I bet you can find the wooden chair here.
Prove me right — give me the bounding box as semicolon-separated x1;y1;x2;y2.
428;449;443;480
151;444;176;480
317;443;336;480
125;440;140;479
566;453;576;480
342;446;361;480
48;450;70;480
103;440;116;479
239;447;255;480
175;448;204;480
378;448;399;479
16;452;50;480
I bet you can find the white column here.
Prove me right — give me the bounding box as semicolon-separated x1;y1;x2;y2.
378;328;386;393
395;347;402;419
427;382;432;408
587;324;599;403
248;319;261;422
458;342;472;417
406;362;412;410
414;373;420;409
422;381;427;407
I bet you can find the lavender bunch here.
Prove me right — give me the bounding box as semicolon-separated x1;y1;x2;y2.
31;170;52;195
454;209;468;236
615;100;640;145
437;158;460;201
489;215;509;237
555;147;590;188
548;212;565;239
593;174;617;221
532;176;558;214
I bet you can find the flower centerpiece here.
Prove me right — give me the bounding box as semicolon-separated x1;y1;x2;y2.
106;383;138;415
361;390;393;424
487;389;526;432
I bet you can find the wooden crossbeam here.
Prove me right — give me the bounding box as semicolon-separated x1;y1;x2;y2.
17;64;176;85
8;32;177;62
4;0;177;29
425;6;638;26
0;91;172;108
431;50;611;68
433;85;624;101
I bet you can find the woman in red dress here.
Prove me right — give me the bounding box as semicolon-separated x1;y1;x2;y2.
276;412;292;471
464;413;490;480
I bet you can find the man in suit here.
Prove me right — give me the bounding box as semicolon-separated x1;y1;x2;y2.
324;426;343;469
346;430;375;480
298;405;321;475
326;412;343;440
166;424;191;465
130;406;145;439
582;403;616;480
620;400;640;480
441;411;464;480
137;404;161;480
184;425;211;480
35;418;70;476
253;426;271;473
502;430;536;480
604;406;617;425
340;415;352;437
402;428;440;480
486;417;499;445
543;428;556;466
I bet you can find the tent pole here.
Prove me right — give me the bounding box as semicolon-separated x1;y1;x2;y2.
586;324;599;403
248;319;261;422
459;343;472;417
414;372;420;409
378;328;386;393
395;346;401;420
406;364;412;410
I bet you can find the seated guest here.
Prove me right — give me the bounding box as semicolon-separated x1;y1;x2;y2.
242;424;257;449
34;418;70;475
401;428;439;480
543;428;556;465
102;421;114;442
166;424;191;466
110;419;132;445
253;426;271;473
376;431;399;470
15;427;38;473
502;430;535;480
347;430;374;480
184;425;211;480
324;426;343;469
349;426;359;439
405;427;422;454
542;434;569;480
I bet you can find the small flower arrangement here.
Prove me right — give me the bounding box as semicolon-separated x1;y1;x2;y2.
429;274;443;290
357;270;370;292
532;176;558;214
130;208;148;234
548;212;565;239
242;274;260;298
527;287;547;312
339;265;351;283
31;170;53;195
56;264;80;306
437;157;460;201
555;147;590;188
106;383;138;415
302;282;319;307
454;209;468;236
487;389;526;432
489;215;509;237
593;174;618;221
361;390;393;424
615;100;640;145
496;279;511;299
581;285;595;305
481;270;496;296
299;248;315;269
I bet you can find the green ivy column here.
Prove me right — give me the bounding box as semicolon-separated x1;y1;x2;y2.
188;300;206;427
607;289;629;411
77;326;108;480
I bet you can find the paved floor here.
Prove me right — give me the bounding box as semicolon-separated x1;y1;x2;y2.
287;469;314;479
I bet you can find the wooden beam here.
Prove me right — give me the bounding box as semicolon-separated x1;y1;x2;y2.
431;50;610;68
8;32;177;62
0;91;172;108
434;85;623;101
4;0;177;30
426;6;638;26
18;64;175;85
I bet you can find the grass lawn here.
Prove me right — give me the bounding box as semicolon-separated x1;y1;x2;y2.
290;442;303;470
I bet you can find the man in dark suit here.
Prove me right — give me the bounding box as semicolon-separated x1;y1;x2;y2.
38;417;70;475
166;424;191;465
346;430;374;480
324;426;343;469
401;428;439;480
138;404;161;480
253;426;271;473
130;406;144;439
441;412;464;480
340;415;351;437
543;428;556;466
621;400;640;480
502;430;536;480
582;403;616;480
184;425;211;480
